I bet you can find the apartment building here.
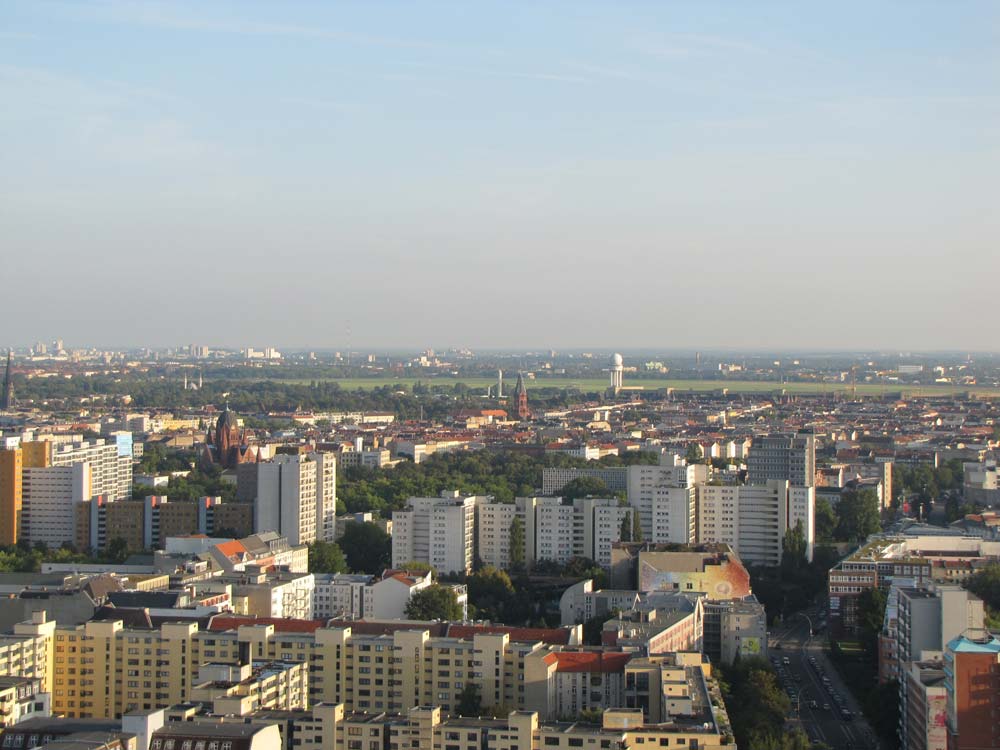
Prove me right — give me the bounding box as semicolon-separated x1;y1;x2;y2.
226;569;315;620
48;617;586;720
47;438;133;501
312;570;434;621
0;676;49;727
100;699;735;750
189;661;309;715
626;456;706;544
0;613;56;694
698;481;815;567
254;453;337;546
747;432;815;487
22;463;92;548
391;492;483;575
476;501;517;569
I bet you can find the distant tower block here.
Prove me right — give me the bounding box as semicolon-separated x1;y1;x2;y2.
610;353;624;392
497;369;504;399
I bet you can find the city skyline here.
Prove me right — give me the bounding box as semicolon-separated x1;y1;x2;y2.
3;2;998;349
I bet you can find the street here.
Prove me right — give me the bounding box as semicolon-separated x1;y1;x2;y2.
769;608;880;750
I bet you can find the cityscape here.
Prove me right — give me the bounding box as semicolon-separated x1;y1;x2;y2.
3;3;999;750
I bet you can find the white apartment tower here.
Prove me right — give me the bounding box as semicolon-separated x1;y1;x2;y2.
391;492;483;575
626;455;706;544
49;437;132;500
255;452;337;546
477;501;518;569
697;480;815;567
23;462;92;548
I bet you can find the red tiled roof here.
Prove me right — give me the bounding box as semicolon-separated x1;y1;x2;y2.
551;651;632;673
445;624;573;645
208;615;328;633
328;620;450;637
214;540;247;558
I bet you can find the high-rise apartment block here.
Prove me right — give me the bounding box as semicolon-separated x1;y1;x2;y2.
391;492;482;574
698;480;815;566
254;453;337;546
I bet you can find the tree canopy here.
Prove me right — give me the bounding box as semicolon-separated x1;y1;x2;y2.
308;541;348;574
338;522;391;574
405;584;464;621
836;488;881;542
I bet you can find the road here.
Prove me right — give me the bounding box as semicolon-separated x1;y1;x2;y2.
769;609;880;749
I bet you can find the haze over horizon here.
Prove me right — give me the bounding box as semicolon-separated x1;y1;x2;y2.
2;2;998;351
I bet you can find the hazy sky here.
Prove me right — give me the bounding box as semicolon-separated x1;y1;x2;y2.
2;2;998;351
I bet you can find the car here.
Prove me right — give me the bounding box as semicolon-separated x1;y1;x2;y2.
841;710;854;721
782;657;791;665
809;700;819;709
822;703;830;711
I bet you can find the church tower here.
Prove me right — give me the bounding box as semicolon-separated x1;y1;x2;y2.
514;372;530;420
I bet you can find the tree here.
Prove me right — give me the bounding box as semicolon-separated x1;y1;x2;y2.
619;513;632;542
405;584;463;621
814;498;838;543
561;477;609;500
836;488;881;542
965;563;1000;612
582;613;612;645
685;443;703;464
632;510;643;543
338;522;391;574
456;683;482;717
856;586;888;660
781;521;807;578
308;541;347;574
467;566;514;622
107;537;129;563
509;515;525;570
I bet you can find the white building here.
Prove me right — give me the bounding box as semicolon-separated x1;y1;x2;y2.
391;492;484;575
477;501;518;569
626;456;706;544
698;481;815;567
255;453;337;546
22;462;92;548
517;496;632;569
49;437;132;500
312;569;437;620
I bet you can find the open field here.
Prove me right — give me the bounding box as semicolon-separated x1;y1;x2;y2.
229;375;1000;397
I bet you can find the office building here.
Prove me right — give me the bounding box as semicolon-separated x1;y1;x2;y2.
828;536;1000;638
0;448;23;545
944;629;1000;750
747;432;815;487
903;656;948;750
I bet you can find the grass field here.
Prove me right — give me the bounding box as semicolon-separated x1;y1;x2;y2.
248;375;1000;397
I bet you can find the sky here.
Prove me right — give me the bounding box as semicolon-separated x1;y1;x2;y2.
2;1;999;352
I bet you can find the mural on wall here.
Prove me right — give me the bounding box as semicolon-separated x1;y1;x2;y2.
638;551;752;599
